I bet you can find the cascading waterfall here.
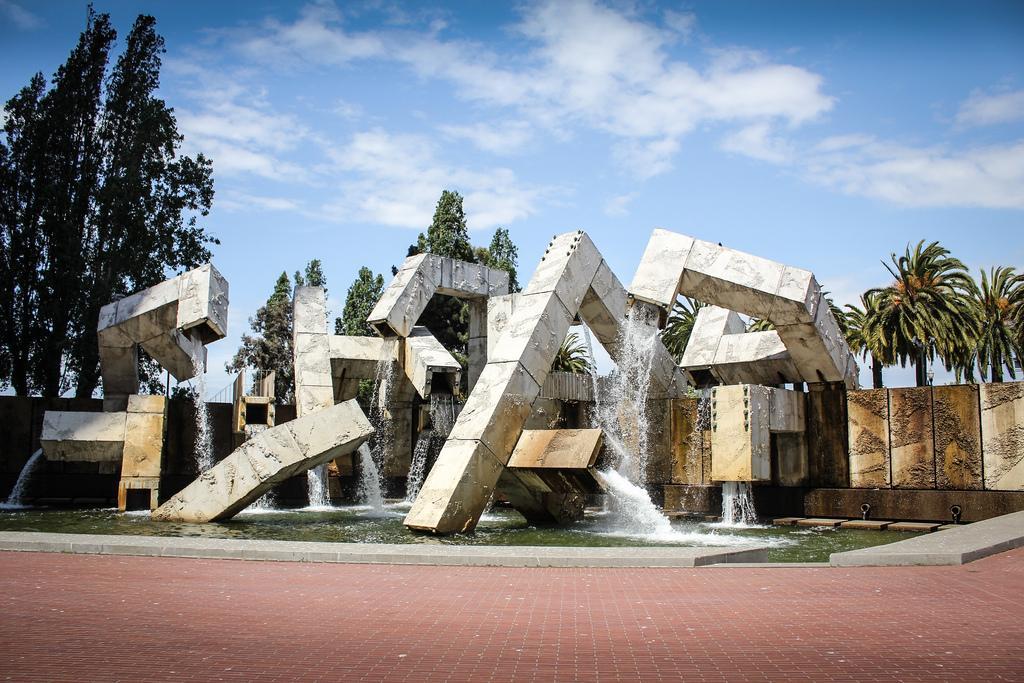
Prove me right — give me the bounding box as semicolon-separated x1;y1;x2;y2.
356;443;385;514
189;342;214;473
406;430;433;502
306;465;329;509
2;449;44;509
368;339;399;499
405;393;458;502
720;481;759;526
584;308;679;537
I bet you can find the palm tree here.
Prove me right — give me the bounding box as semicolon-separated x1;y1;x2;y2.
551;332;593;374
845;291;888;389
971;266;1024;382
867;241;977;386
660;297;705;362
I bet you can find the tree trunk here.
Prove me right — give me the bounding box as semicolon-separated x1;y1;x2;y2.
991;361;1003;384
915;350;928;387
871;354;884;389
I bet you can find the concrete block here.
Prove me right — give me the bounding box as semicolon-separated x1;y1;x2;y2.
767;266;821;326
367;263;438;338
806;382;850;488
176;263;229;343
99;344;139;398
523;231;602;314
981;382;1024;491
120;411;164;478
772;517;803;526
447;361;540;462
487;291;573;387
796;518;844;528
681;306;746;368
933;385;983;490
628;228;694;310
768;387;805;433
141;327;202;381
578;260;627;350
127;395;167;415
486;294;517;357
670;398;704;485
404;327;461;398
888;522;940;533
153;399;372;522
710;384;771;482
773;432;809;487
507;429;602;469
680;238;785;320
293;286;328;335
840;519;892;530
403;439;505;534
889;387;936;489
40;411;127;462
848;389;890;488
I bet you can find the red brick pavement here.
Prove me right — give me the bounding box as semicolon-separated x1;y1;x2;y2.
1;549;1022;682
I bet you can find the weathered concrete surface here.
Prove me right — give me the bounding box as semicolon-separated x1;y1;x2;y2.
40;411;127;462
709;385;804;483
889;387;935;489
153;400;372;522
663;484;721;515
367;254;509;338
980;382;1024;491
0;531;768;567
98;264;228;396
804;487;1024;523
710;385;771;482
292;286;336;417
670;398;704;485
404;327;461;398
847;389;890;488
830;510;1024;566
407;231;684;534
806;383;849;488
507;429;602;469
119;396;166;479
679;306;799;386
933;385;982;490
629;229;857;388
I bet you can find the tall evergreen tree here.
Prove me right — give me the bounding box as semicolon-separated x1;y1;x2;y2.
0;10;215;396
294;258;326;293
478;227;521;292
336;266;384;336
227;272;294;403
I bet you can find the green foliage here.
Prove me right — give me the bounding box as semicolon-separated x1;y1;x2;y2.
0;9;216;396
294;258;326;293
867;241;977;386
335;266;384;336
661;297;704;362
844;291;888;388
478;227;521;292
226;272;294;403
551;332;593;374
970;266;1024;382
419;189;473;262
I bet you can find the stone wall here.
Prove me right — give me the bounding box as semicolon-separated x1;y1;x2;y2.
847;382;1022;492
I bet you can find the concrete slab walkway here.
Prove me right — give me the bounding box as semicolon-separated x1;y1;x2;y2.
0;531;766;567
831;510;1024;566
1;548;1022;681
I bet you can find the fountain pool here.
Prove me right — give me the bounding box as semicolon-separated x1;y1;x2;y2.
0;505;908;563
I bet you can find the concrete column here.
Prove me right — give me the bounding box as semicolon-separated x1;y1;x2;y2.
467;299;488;394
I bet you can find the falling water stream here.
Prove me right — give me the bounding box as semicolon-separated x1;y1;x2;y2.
405;393;458;502
189;341;214;473
2;449;44;509
356;443;385;515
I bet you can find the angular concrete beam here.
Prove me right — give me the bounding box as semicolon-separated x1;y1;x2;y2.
153;399;373;522
406;231;685;534
680;305;801;386
507;429;603;469
405;327;461;398
97;264;228;396
628;229;857;387
40;411;128;462
367;254;510;338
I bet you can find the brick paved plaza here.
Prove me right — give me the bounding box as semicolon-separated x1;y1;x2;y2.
1;549;1022;681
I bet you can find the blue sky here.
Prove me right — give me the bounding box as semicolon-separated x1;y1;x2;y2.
2;0;1023;393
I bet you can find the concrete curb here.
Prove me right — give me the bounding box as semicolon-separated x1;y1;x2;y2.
829;510;1024;567
0;532;768;568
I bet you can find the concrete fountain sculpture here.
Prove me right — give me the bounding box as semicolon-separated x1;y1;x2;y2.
40;265;229;510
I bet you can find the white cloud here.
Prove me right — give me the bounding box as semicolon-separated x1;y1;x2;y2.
228;0;835;178
439;120;533;155
721;123;794;164
321;128;546;229
218;191;301;213
0;0;41;30
806;137;1024;210
604;192;637;217
955;89;1024;127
